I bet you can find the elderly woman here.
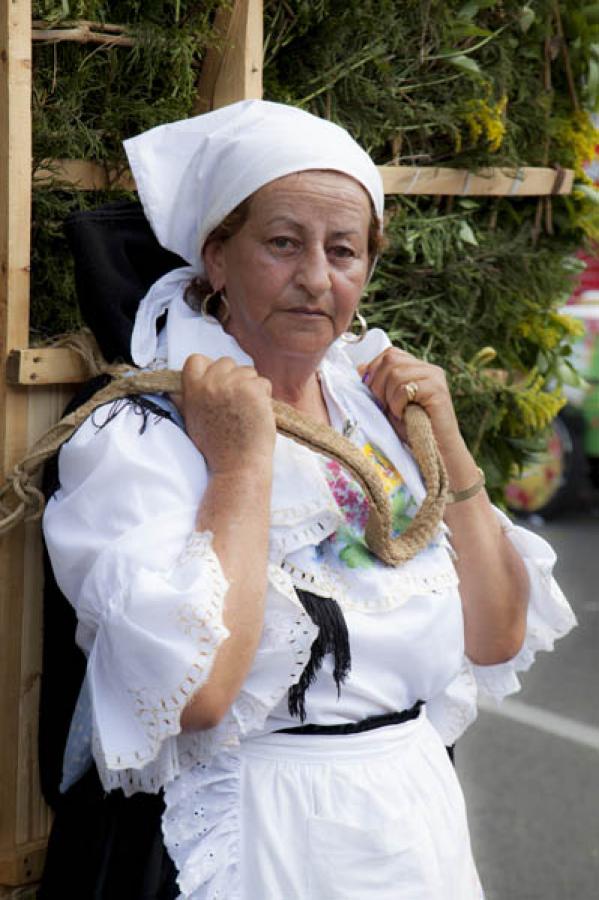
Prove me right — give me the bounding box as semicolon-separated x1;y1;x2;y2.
41;101;575;899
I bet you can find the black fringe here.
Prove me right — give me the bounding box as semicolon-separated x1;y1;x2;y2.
288;590;351;722
92;395;175;435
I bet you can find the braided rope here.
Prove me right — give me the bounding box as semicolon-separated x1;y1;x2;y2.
0;368;448;565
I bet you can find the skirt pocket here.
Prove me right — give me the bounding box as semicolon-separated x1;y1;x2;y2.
307;813;432;900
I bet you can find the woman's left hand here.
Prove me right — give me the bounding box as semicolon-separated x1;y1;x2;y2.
360;348;530;666
358;348;464;459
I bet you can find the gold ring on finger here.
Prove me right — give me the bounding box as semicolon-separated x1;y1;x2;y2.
404;381;419;403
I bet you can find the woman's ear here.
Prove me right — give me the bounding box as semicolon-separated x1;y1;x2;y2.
202;239;226;291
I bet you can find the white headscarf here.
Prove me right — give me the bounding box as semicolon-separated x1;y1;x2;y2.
124;99;384;366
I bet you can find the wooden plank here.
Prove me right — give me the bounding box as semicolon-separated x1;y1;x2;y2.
0;842;46;886
195;0;263;113
31;20;134;47
33;158;135;191
0;0;48;887
33;159;575;197
15;388;70;855
379;164;574;196
7;348;91;385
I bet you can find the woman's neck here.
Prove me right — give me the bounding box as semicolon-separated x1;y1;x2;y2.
221;322;331;425
257;357;330;425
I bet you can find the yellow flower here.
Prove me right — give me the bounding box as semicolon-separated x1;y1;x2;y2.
548;311;585;340
461;96;507;153
553;111;599;181
507;375;566;437
515;311;583;351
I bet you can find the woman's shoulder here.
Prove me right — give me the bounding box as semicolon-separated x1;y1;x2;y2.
52;392;206;499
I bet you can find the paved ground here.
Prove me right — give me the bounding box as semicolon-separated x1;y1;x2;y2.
457;514;599;900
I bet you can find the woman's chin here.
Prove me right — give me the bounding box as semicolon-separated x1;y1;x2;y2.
271;331;335;360
261;319;337;359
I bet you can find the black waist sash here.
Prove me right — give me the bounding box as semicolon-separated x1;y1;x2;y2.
276;700;424;735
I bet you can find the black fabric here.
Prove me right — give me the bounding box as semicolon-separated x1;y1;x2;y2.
64;201;185;363
38;765;178;900
39;376;179;809
288;589;351;722
277;700;424;735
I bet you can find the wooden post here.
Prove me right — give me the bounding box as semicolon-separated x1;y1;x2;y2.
0;0;52;890
195;0;263;112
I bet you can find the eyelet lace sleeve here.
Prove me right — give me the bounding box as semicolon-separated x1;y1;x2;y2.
470;508;576;700
427;508;576;748
43;403;230;794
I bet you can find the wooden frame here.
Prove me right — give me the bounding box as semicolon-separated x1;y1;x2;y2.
33;161;574;197
0;0;54;889
0;0;576;892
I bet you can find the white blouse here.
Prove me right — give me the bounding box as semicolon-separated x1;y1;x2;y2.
43;308;576;803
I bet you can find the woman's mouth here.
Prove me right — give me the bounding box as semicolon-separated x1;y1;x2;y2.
286;307;329;317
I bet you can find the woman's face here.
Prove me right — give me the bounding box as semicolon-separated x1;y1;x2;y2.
203;170;372;368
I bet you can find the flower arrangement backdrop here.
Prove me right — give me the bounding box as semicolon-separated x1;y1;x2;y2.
32;0;599;497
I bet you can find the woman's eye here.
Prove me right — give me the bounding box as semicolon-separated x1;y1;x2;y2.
330;245;356;259
270;236;296;250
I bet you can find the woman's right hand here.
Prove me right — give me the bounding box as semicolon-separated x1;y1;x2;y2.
174;354;276;475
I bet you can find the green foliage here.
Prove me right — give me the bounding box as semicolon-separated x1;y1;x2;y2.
33;1;221;165
31;1;220;339
261;0;599;494
263;0;599;169
363;194;584;491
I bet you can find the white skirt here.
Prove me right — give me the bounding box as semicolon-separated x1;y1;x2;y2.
164;711;484;899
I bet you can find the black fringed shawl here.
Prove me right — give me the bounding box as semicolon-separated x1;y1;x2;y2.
288;589;352;722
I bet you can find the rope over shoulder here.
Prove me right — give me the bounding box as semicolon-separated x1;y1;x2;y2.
0;368;448;565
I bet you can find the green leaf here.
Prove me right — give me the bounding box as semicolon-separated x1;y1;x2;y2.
574;182;599;204
583;4;599;25
458;0;499;16
555;358;589;390
458;1;481;19
458;221;479;245
450;24;492;39
518;6;535;33
587;57;599;109
447;55;482;75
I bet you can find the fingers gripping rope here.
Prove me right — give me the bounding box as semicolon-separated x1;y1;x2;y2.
0;370;448;565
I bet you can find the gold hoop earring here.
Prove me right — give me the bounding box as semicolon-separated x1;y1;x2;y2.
219;289;231;324
201;289;230;324
341;309;368;343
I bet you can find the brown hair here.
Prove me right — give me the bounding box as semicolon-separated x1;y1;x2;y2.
184;185;384;317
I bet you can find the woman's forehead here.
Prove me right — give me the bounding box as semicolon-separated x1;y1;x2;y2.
250;170;372;223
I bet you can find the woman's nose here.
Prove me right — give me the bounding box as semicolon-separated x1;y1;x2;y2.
295;245;331;296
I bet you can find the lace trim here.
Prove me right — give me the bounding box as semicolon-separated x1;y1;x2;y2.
472;573;576;700
270;499;339;529
92;531;230;793
163;748;242;900
268;510;341;559
231;564;317;736
280;555;459;613
162;565;319;899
